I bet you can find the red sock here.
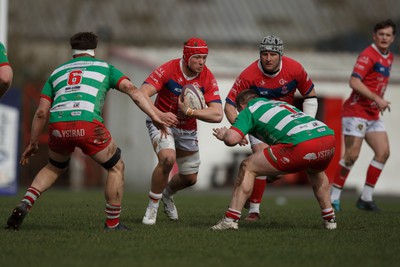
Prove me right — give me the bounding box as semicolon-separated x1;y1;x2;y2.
332;160;351;189
22;187;41;209
225;208;241;221
249;177;266;203
105;204;121;228
365;160;384;188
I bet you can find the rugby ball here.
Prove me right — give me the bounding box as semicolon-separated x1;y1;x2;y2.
180;84;206;110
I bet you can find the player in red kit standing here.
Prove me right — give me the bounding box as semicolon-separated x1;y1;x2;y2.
330;19;396;212
224;35;319;221
140;38;223;225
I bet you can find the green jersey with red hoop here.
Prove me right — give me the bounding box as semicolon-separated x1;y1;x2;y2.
41;56;127;123
232;98;334;145
0;42;9;66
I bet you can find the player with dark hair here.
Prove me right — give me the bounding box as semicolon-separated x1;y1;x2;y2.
5;32;177;231
224;35;319;221
0;41;13;98
140;37;223;225
330;19;397;212
211;89;336;230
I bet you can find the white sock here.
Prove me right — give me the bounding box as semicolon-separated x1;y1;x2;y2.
361;185;374;202
330;187;342;202
148;191;162;208
249;203;260;214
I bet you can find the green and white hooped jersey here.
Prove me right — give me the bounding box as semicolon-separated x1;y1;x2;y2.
233;98;334;145
41;56;126;123
0;42;9;65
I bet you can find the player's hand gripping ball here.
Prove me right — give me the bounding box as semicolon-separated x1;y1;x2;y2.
180;84;206;115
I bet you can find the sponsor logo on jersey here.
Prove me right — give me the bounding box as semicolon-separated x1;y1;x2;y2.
71;111;82;116
317;148;335;159
303;153;317;160
61;129;85;138
52;103;67;110
65;85;81;92
154;67;165;78
52;130;62;138
281;157;290;163
355;63;365;70
149;74;158;84
358;56;369;64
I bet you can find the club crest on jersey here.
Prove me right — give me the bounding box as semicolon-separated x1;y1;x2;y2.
279;79;287;85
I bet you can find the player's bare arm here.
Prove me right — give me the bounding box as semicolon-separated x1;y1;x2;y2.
178;97;223;123
120;80;177;131
350;76;391;112
140;83;178;127
224;102;238;124
20;98;51;165
213;127;242;146
224;102;248;146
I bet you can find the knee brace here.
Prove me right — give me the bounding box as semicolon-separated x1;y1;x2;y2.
49;157;70;169
176;152;200;175
102;147;121;170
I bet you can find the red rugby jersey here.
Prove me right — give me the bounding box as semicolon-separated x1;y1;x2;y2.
342;44;393;120
144;58;221;130
226;56;314;106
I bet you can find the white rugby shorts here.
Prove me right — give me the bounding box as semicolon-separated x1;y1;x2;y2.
146;117;199;153
342;117;386;137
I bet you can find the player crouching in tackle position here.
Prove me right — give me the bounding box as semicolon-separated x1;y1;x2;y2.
211;90;337;230
140;37;223;225
5;32;175;231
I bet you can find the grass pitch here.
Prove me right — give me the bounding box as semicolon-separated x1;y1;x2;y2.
1;188;400;267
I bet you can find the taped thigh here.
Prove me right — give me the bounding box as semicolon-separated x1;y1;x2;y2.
153;131;175;154
176;152;201;175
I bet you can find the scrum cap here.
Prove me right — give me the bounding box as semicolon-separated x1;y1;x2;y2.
259;35;284;56
183;37;208;65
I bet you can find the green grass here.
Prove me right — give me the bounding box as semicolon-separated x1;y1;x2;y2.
1;189;400;267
